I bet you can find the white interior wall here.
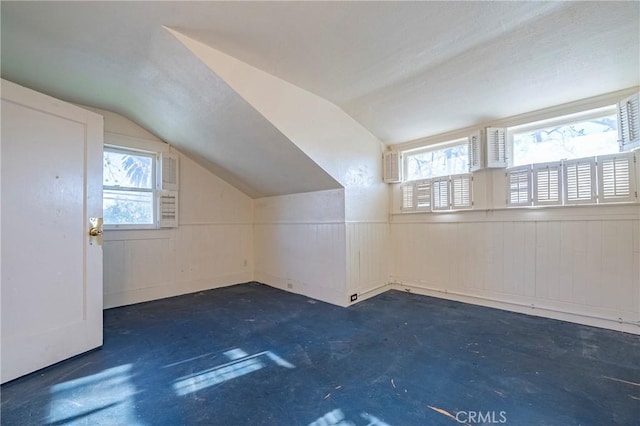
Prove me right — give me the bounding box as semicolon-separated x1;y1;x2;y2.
388;91;640;333
390;203;640;334
168;29;391;304
86;90;637;334
90;108;254;308
254;189;347;306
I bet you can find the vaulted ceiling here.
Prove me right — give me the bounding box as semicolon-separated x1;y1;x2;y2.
2;1;638;197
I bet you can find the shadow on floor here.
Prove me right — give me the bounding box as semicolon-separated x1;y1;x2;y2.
1;282;639;425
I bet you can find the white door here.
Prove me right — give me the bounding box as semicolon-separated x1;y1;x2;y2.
1;79;104;383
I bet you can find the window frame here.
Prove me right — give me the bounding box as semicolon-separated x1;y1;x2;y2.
103;144;158;230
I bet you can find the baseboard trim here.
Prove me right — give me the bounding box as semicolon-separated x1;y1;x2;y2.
349;283;391;305
390;282;640;335
254;273;345;308
104;273;252;309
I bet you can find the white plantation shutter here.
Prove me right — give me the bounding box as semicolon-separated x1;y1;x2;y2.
384;151;402;183
533;162;562;205
158;191;178;228
432;177;450;211
451;174;472;209
415;180;431;210
159;152;179;191
468;131;482;172
617;93;640;151
563;157;596;204
486;127;508;168
507;166;531;206
597;152;637;203
401;184;416;211
157;152;179;227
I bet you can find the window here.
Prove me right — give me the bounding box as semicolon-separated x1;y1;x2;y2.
399;135;477;212
505;101;638;207
103;147;156;228
404;139;469;181
396;92;638;213
510;107;619;167
103;143;179;229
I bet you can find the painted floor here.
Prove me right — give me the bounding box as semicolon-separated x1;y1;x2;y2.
1;283;638;425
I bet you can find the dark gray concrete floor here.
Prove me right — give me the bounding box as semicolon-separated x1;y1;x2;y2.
1;283;639;425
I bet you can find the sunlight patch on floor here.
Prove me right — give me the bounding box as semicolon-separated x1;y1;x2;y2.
47;364;142;425
172;348;294;396
308;409;392;426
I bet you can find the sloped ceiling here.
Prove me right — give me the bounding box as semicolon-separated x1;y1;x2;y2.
0;1;343;198
2;1;639;196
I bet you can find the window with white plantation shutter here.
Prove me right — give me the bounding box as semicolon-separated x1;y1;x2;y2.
415;180;431;210
617;93;640;151
597;152;637;203
432;177;450;211
159;152;179;191
507;166;531;206
533;162;562;205
468;131;482;172
158;191;179;228
563;157;596;204
451;174;472;209
384;151;403;183
401;184;416;211
486;127;508;168
103;137;182;228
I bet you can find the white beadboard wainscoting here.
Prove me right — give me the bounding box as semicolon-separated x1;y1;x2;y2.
253;189;391;307
254;190;347;306
254;222;347;307
390;205;640;334
346;222;391;302
104;224;253;308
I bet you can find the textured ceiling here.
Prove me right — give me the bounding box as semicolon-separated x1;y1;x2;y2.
2;1;638;196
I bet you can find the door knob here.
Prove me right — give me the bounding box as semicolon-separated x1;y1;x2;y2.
89;217;103;246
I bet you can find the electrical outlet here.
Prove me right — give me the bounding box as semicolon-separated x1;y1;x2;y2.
287;283;293;289
350;293;358;302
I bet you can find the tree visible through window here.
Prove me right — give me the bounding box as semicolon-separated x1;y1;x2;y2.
405;141;469;181
103;147;155;226
511;113;618;167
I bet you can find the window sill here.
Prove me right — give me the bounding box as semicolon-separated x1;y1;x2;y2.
103;229;173;241
391;202;639;223
104;224;157;231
